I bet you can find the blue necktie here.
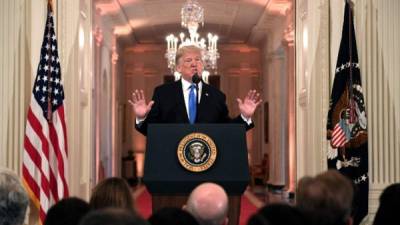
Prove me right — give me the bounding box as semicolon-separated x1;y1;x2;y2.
189;84;197;124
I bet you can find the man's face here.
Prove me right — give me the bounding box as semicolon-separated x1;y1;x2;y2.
176;50;203;82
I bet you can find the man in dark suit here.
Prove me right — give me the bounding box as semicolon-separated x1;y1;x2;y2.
129;45;262;136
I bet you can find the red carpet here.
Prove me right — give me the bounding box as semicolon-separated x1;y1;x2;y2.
135;187;152;219
134;187;258;225
239;194;258;225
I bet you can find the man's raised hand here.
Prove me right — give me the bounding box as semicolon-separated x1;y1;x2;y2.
236;89;262;119
128;89;154;120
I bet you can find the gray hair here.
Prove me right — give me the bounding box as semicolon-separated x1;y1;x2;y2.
0;169;29;225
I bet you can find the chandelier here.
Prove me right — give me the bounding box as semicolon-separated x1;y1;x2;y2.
165;0;219;72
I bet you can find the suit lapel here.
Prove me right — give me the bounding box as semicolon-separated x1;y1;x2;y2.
197;83;210;122
174;80;190;123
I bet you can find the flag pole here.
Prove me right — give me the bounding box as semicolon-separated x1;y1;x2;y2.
46;0;54;121
346;0;354;9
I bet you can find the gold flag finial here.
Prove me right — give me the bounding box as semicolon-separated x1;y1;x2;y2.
48;0;54;10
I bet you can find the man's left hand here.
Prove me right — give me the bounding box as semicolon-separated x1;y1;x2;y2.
236;90;262;119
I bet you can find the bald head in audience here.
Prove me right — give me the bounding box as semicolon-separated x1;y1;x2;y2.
184;183;229;225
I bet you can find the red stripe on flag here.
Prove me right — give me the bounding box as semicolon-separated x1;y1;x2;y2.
332;123;347;147
25;125;59;204
22;166;40;200
23;130;51;200
27;108;50;159
49;117;68;198
57;105;69;197
58;106;68;157
48;165;59;202
24;135;42;171
333;136;346;147
56;106;69;196
39;207;47;224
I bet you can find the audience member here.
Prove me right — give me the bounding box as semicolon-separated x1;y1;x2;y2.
148;207;199;225
89;177;135;212
44;197;91;225
184;182;229;225
247;203;306;225
0;168;29;225
296;170;354;225
372;183;400;225
79;208;148;225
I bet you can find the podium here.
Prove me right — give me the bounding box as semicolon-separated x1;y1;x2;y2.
144;124;250;225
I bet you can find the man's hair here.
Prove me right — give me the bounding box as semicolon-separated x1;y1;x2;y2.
89;177;135;212
149;207;199;225
44;197;91;225
296;170;354;225
79;208;148;225
0;169;29;225
247;203;306;225
372;183;400;225
175;45;204;66
185;183;228;225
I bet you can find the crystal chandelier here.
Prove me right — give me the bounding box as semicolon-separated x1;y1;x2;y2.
165;0;219;72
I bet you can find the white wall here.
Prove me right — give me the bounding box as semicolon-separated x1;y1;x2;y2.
0;0;38;175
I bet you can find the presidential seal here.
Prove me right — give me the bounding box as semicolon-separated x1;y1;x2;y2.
177;132;217;172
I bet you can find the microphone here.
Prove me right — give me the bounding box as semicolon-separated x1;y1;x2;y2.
192;73;201;84
192;73;201;107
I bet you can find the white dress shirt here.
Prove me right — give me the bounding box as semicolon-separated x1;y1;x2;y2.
181;78;202;120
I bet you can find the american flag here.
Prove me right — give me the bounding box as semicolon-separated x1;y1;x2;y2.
22;4;69;224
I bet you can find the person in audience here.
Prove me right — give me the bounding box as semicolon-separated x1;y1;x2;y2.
372;183;400;225
44;197;91;225
296;170;354;225
247;203;306;225
184;182;229;225
79;208;149;225
148;207;199;225
89;177;135;212
0;168;29;225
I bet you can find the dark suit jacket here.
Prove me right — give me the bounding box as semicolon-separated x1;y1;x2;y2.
135;80;254;135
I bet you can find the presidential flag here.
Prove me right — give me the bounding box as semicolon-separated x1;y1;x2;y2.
22;3;69;224
326;2;368;224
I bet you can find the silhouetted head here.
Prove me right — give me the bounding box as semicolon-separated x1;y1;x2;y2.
297;170;354;225
148;207;199;225
89;177;134;212
79;208;148;225
247;203;306;225
372;183;400;225
44;197;91;225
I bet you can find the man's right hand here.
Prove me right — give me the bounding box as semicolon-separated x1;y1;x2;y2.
128;89;154;120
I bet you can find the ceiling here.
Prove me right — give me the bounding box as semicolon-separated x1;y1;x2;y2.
94;0;293;47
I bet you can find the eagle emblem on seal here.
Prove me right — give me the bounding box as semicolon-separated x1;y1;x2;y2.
177;132;217;172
